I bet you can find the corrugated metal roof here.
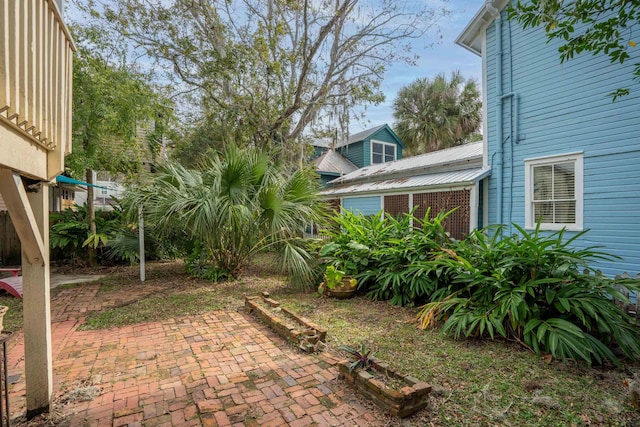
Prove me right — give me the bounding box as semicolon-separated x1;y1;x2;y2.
312;149;358;175
320;167;491;196
331;142;483;184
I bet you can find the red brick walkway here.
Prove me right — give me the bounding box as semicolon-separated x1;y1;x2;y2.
6;283;388;426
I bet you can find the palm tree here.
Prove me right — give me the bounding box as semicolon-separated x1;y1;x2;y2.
125;145;327;286
393;71;481;155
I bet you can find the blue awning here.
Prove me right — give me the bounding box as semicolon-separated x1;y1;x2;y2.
55;175;108;189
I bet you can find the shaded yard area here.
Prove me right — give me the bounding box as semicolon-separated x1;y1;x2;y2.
2;257;639;426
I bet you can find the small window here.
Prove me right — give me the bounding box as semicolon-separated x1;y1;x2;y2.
525;153;583;230
371;141;396;164
100;188;108;196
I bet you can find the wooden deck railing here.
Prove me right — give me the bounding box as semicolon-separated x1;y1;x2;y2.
0;0;75;180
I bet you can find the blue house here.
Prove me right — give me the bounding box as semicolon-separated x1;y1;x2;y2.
312;124;406;185
457;0;640;276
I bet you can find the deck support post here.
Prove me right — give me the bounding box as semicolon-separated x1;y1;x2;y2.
0;169;52;417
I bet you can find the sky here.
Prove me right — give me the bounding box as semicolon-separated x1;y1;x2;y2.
352;0;482;132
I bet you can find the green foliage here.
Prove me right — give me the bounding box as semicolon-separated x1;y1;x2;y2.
338;343;376;373
321;208;454;306
417;224;640;365
74;0;447;153
393;71;482;155
50;204;186;265
508;0;640;98
125;145;327;285
322;265;346;289
50;206;119;261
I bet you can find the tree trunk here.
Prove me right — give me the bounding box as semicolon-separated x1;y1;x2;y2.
86;169;97;267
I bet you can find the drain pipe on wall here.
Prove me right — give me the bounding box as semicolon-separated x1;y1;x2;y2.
493;13;520;230
495;15;504;228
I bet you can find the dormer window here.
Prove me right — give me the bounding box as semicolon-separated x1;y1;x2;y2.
371;140;396;164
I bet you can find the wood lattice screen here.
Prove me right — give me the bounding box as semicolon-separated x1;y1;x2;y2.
328;198;341;214
413;190;470;240
384;194;410;218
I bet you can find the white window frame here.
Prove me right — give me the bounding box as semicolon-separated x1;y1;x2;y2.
370;140;396;164
524;152;583;231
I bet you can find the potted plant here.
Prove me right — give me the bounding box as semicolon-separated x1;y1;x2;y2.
318;264;357;298
337;342;432;418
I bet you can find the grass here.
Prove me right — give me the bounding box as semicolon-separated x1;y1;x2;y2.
3;255;640;426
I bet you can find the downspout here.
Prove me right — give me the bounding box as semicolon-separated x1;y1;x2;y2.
495;15;504;228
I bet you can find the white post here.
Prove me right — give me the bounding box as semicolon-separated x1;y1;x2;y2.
23;182;53;416
138;206;145;282
0;170;52;416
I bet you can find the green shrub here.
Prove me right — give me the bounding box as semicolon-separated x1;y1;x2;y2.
321;207;454;306
417;223;640;365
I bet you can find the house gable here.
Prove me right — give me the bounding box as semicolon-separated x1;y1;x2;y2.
336;124;405;168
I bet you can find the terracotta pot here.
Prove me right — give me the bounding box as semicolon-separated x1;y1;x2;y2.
328;277;357;299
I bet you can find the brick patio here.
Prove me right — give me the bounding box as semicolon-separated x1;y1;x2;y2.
5;282;391;426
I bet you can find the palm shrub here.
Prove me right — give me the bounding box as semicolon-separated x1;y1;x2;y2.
417;223;640;365
123;145;327;285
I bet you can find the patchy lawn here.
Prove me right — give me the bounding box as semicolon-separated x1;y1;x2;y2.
2;256;639;426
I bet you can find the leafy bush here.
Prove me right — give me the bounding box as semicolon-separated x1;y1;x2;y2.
50;203;188;265
321;208;454;306
416;224;640;365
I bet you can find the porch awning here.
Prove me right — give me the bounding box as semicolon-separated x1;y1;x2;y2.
55;175;108;189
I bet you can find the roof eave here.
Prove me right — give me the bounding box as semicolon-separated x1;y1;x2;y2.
455;0;510;55
330;155;483;186
320;167;492;198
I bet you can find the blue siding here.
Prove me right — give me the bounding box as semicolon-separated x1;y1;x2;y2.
485;9;640;276
342;196;381;215
338;141;365;168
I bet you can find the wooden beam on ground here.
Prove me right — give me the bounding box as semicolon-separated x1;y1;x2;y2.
0;168;52;416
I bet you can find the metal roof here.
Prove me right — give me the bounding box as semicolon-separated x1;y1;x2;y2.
312;149;358;175
330;142;483;184
320;167;491;197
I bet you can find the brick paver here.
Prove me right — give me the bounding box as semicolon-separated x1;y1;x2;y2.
6;282;388;426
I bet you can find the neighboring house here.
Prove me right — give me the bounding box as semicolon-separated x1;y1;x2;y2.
93;172;126;211
312;124;406;185
457;0;640;276
320;142;490;240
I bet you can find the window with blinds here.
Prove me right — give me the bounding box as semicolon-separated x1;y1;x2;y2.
525;153;583;230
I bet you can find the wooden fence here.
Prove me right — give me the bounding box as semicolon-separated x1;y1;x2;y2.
0;212;20;265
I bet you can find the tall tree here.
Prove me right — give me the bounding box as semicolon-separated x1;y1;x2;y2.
508;0;640;99
74;0;448;157
393;72;481;155
67;26;167;265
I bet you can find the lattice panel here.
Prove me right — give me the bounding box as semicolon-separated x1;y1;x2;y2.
413;190;470;240
384;194;409;218
328;198;341;214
